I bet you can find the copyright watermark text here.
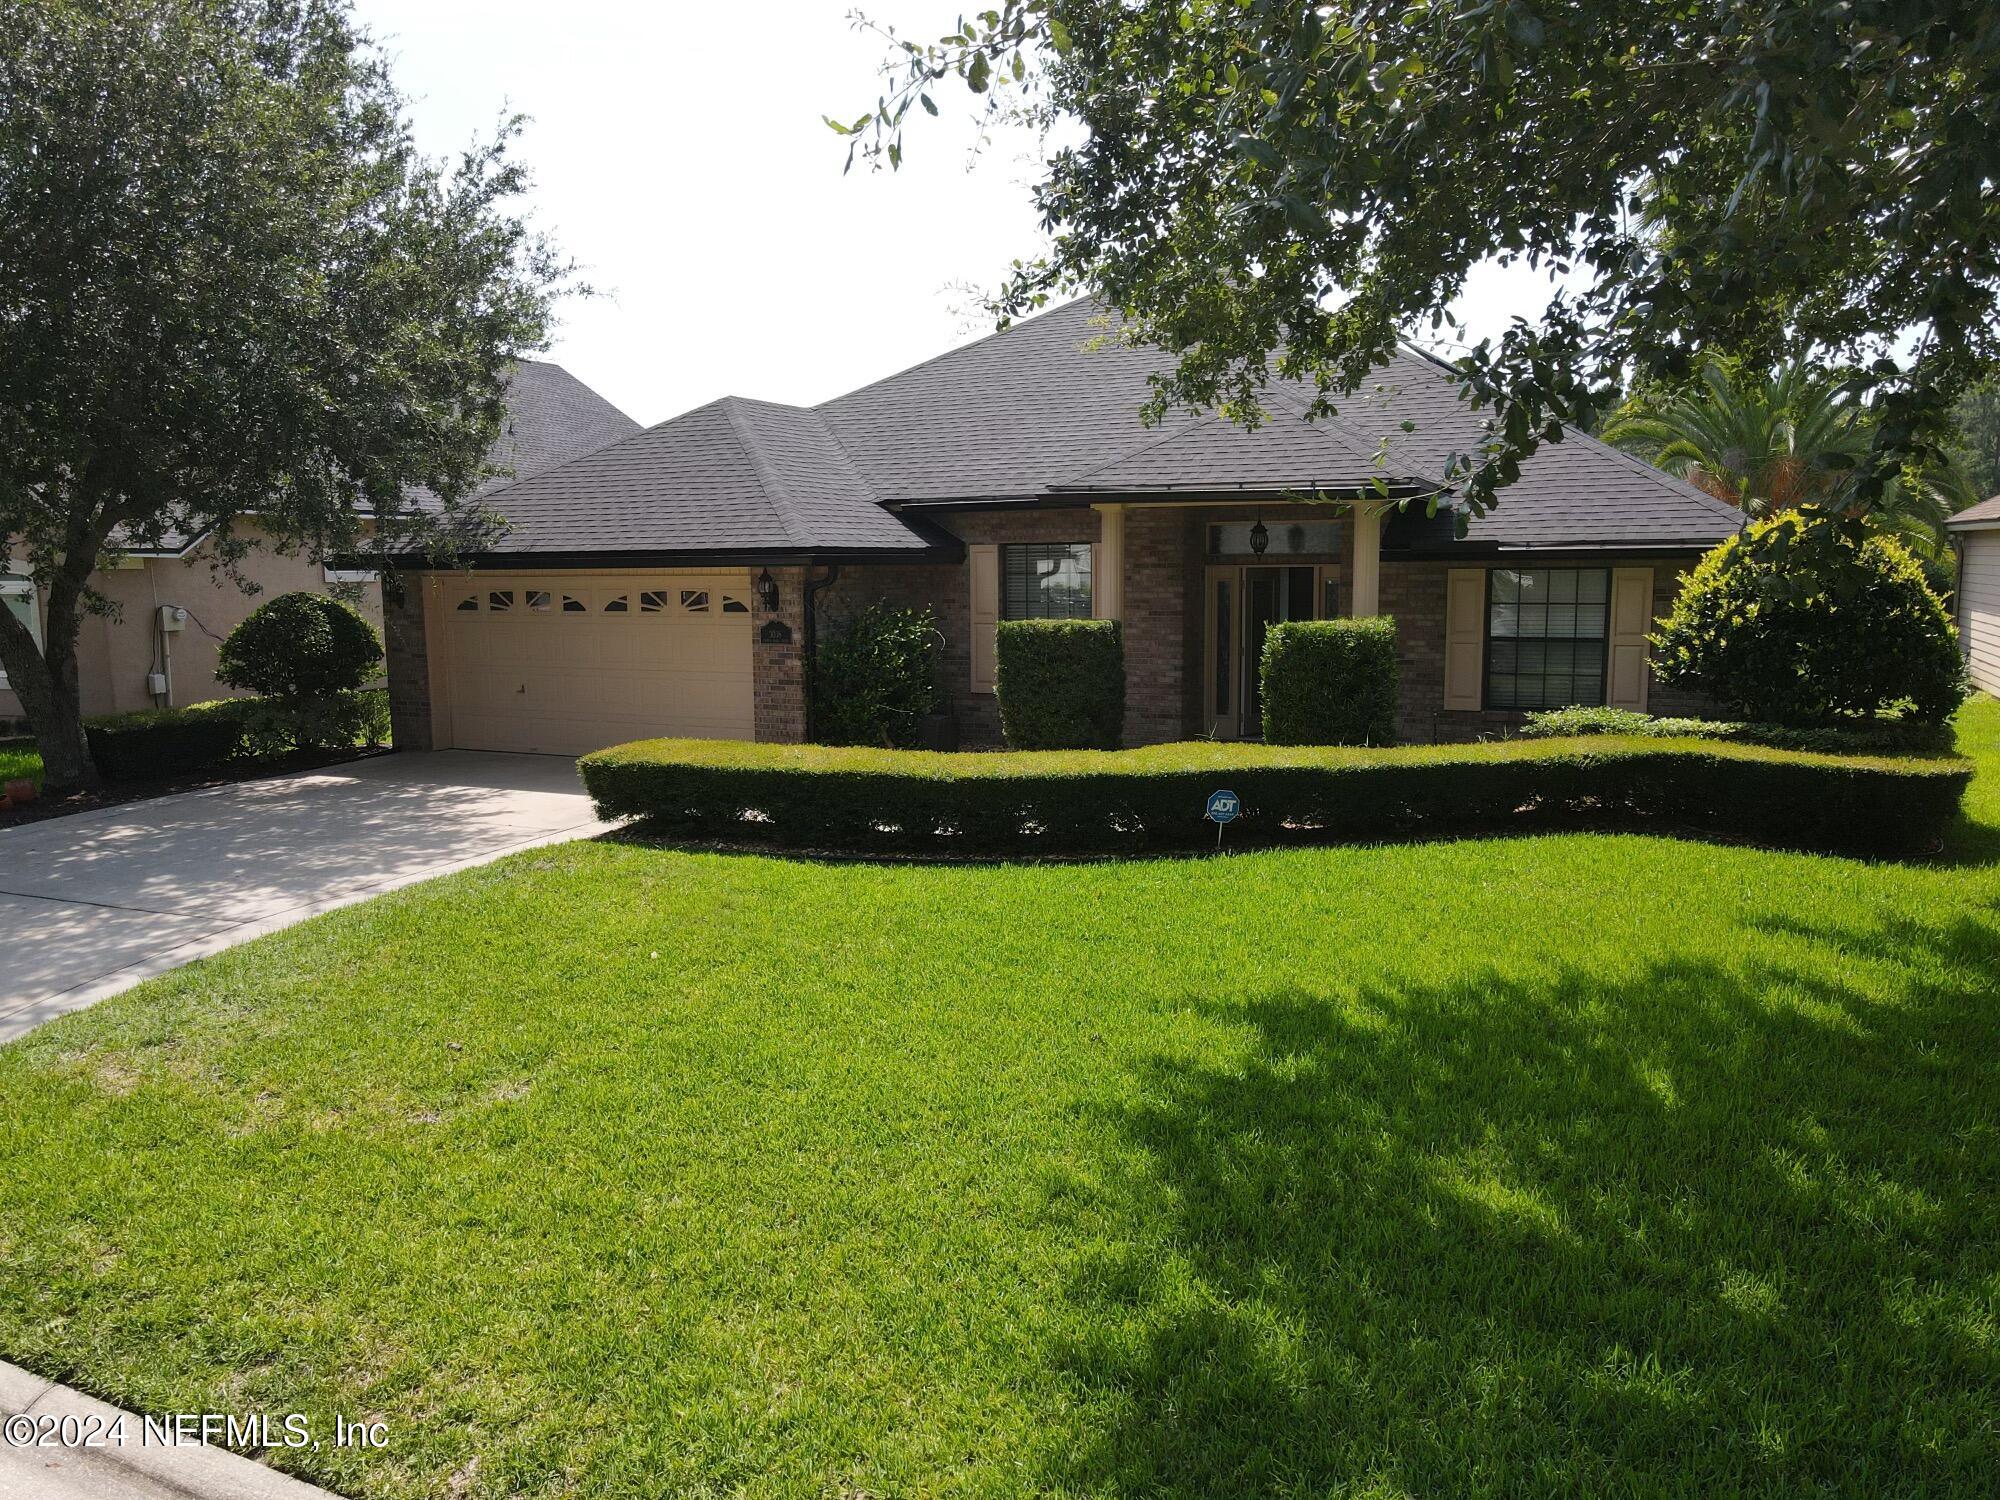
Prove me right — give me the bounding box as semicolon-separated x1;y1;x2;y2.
4;1410;387;1452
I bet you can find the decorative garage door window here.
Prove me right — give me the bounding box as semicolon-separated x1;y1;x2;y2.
449;584;743;619
1485;568;1611;710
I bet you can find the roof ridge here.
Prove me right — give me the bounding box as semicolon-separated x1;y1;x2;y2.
718;395;813;549
816;295;1103;414
475;393;692;504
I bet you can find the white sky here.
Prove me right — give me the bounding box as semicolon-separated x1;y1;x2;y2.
352;0;1564;428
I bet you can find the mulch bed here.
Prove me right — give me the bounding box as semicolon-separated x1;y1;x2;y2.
0;745;392;830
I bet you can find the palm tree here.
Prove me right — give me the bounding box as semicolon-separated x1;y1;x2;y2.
1600;359;1864;517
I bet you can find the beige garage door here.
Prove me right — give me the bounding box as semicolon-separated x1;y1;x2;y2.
433;571;755;754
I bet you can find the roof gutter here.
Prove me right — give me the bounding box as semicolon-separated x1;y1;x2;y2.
379;541;963;571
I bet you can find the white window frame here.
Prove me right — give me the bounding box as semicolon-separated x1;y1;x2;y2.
323;564;381;585
1;570;41;690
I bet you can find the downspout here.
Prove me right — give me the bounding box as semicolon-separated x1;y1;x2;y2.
801;562;842;743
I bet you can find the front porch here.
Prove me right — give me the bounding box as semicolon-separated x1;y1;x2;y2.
811;496;1699;749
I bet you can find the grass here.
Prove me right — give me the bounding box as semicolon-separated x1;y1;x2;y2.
2;705;1997;1497
0;739;39;792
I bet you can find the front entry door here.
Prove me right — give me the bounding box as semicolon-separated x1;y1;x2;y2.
1206;564;1323;738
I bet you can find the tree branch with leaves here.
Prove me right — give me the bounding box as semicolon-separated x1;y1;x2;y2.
845;1;2000;534
0;0;574;787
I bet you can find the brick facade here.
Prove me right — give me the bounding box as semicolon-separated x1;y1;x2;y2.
376;517;1717;754
1382;557;1714;744
382;573;433;752
752;566;808;743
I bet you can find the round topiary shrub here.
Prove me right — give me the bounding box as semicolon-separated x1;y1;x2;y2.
1650;512;1966;726
217;591;383;703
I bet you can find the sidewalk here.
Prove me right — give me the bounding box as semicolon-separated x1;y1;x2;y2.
0;1361;340;1500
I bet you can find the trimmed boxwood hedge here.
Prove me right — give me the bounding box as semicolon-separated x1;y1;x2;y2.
995;618;1124;749
83;689;389;782
84;699;260;781
579;735;1969;858
1261;617;1398;745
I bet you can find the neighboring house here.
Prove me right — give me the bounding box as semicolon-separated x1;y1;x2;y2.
384;297;1747;754
1947;496;2000;694
0;361;637;727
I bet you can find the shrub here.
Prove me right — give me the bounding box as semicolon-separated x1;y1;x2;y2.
217;591;383;703
82;690;389;781
813;603;944;748
1260;617;1398;745
995;619;1124;749
83;699;257;780
240;688;391;757
1650;512;1966;726
579;735;1968;859
1520;704;1957;755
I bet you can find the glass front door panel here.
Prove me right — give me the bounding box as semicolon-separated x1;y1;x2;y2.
1244;570;1281;735
1213;577;1232;716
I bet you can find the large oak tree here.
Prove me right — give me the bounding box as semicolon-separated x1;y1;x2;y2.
0;0;569;788
846;1;2000;526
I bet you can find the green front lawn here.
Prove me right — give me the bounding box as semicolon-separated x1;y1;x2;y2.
2;707;1997;1497
0;740;39;792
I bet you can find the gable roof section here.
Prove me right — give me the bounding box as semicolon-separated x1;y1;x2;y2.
1051;395;1412;496
461;297;1743;559
463;359;642;498
468;396;937;556
812;298;1740;550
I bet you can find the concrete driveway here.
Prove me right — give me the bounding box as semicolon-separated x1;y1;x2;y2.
0;751;611;1043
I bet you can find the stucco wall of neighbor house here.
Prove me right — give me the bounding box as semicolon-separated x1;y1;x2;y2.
1381;557;1715;744
1;526;383;724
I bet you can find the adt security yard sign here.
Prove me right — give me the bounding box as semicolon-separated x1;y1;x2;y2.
1206;789;1241;847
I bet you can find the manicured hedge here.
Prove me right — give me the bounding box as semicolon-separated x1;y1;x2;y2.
83;689;389;781
84;699;260;780
579;735;1969;858
1260;617;1398;745
1520;705;1959;756
995;618;1124;749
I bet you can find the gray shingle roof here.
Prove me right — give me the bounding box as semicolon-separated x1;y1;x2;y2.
1947;494;2000;528
467;296;1743;557
472;396;933;555
464;359;641;497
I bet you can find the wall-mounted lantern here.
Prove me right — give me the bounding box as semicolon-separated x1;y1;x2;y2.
1248;517;1269;555
755;567;779;612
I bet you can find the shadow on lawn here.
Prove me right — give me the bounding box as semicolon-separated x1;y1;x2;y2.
1048;911;2000;1495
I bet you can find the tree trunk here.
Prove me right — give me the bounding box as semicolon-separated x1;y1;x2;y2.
0;556;102;792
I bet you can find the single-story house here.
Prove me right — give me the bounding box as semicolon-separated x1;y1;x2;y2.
1947;495;2000;695
0;361;636;728
384;298;1746;754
